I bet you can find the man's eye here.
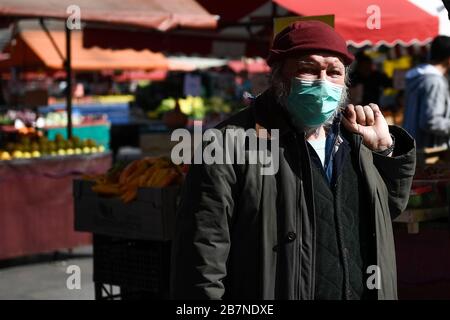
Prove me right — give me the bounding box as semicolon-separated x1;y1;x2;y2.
298;68;316;74
329;70;343;76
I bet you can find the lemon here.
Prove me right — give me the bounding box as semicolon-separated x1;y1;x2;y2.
31;151;41;158
13;150;23;158
0;151;11;160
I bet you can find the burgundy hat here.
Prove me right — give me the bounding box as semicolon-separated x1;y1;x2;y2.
267;20;354;66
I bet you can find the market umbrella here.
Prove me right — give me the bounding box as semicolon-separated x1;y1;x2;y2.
274;0;440;47
409;0;450;37
82;0;277;57
0;0;218;31
0;28;168;71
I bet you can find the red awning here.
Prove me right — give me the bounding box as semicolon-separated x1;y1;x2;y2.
83;0;274;57
274;0;439;47
0;0;217;31
0;28;168;71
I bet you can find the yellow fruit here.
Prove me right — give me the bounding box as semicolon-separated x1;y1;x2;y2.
12;150;23;158
90;147;98;153
23;152;32;159
0;151;11;160
31;151;41;158
57;149;66;156
66;149;74;155
83;147;91;154
98;145;105;153
74;148;82;155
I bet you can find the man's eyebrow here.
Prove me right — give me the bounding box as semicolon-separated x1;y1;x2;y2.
297;60;319;66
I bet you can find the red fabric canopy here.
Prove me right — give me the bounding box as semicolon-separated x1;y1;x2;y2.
0;0;217;31
0;29;168;71
83;0;439;57
274;0;439;47
82;0;273;57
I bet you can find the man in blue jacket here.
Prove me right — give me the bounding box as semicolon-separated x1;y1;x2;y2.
403;36;450;149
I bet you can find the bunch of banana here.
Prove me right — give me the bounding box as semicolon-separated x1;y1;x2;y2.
87;162;126;197
90;156;184;203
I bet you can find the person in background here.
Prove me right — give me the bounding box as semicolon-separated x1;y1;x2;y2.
349;52;392;106
403;35;450;149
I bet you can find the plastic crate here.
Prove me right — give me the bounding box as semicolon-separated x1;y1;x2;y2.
93;234;171;299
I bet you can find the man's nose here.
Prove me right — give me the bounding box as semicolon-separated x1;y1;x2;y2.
319;69;327;80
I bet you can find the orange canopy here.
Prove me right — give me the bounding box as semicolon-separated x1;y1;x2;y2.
0;29;168;71
0;0;217;31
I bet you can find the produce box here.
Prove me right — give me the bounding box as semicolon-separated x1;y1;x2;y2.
73;179;179;241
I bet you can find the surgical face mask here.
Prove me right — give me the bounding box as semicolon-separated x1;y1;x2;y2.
286;78;344;128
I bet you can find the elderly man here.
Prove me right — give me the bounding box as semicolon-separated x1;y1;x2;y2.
170;21;415;300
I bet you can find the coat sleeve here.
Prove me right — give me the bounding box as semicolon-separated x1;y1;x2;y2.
372;125;416;219
170;157;237;300
418;76;450;136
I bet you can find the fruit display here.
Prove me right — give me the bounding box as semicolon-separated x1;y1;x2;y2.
87;157;186;203
0;133;105;160
407;164;450;209
148;96;232;120
43;111;108;127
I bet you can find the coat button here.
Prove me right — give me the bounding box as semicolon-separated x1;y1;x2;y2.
287;232;296;241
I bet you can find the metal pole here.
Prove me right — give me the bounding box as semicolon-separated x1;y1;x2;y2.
65;24;72;139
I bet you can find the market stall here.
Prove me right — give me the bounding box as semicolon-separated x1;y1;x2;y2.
391;151;450;299
0;152;111;260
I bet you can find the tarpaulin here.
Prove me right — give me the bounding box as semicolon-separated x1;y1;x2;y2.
274;0;439;47
0;153;111;260
0;28;168;71
0;0;217;31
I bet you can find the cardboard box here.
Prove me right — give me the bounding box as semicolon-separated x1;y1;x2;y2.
73;179;179;241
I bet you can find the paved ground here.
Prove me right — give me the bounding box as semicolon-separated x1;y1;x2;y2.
0;246;96;300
